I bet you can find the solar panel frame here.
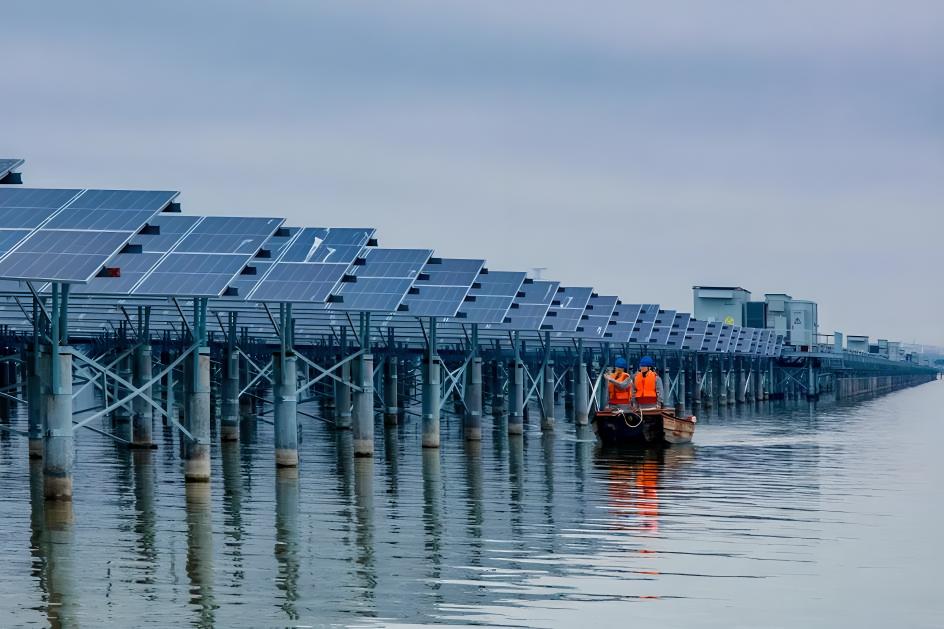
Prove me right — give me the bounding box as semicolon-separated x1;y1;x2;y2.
629;304;660;344
573;295;618;339
457;270;526;325
400;257;484;318
683;319;708;351
605;303;643;343
0;159;24;181
545;286;593;334
665;312;691;349
491;279;560;331
647;309;677;345
327;247;432;312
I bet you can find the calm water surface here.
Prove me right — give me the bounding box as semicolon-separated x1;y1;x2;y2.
1;382;942;628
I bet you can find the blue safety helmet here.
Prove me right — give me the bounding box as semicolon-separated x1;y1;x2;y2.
639;356;655;368
614;356;628;370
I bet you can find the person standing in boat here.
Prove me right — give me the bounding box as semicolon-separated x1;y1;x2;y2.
604;356;634;410
633;356;664;411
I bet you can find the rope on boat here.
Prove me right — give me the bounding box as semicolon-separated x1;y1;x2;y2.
621;411;643;428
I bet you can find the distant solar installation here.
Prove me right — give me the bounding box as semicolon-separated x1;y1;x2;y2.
132;216;283;297
647;309;676;345
241;227;375;303
493;279;559;331
0;159;24;182
401;257;484;317
716;324;733;353
629;304;660;343
0;189;177;283
458;270;526;325
764;330;776;356
574;295;618;339
546;286;593;334
606;303;643;343
328;248;432;312
724;325;741;353
665;312;691;349
683;319;708;351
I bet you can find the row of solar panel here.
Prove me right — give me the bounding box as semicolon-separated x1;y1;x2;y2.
0;183;782;354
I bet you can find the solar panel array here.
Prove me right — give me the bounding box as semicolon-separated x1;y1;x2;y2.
0;159;24;181
0;180;785;356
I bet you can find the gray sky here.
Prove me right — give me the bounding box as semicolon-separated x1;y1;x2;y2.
3;1;942;343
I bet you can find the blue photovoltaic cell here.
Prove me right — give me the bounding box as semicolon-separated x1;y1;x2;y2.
701;322;722;352
629;304;660;343
765;330;777;356
458;270;526;325
243;227;374;302
723;325;740;353
132;216;282;297
401;258;484;317
683;319;708;351
749;329;763;354
0;159;24;180
0;188;177;282
546;286;593;334
605;304;643;343
493;279;560;331
329;248;432;312
715;324;733;353
574;295;618;339
647;309;676;345
734;328;749;353
666;313;691;349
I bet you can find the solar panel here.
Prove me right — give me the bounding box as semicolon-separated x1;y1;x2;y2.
546;286;593;334
723;325;740;353
132;217;283;297
764;330;777;356
683;319;708;351
492;279;560;331
701;322;720;352
715;324;733;353
647;309;677;345
0;188;177;283
328;248;432;312
605;303;643;343
629;304;660;343
401;257;484;317
0;159;24;182
240;227;375;303
457;270;526;325
574;294;618;339
665;312;691;349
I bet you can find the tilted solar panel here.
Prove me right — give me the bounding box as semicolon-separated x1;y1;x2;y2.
0;188;177;283
647;309;677;345
458;270;526;325
666;312;691;349
629;304;660;343
492;279;560;331
0;159;24;181
328;248;432;312
574;294;618;339
546;286;593;334
132;216;283;297
401;257;484;317
683;319;708;351
605;303;643;343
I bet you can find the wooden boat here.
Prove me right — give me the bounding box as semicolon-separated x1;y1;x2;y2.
592;407;696;447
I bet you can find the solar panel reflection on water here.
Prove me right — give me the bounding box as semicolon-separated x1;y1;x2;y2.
629;304;660;343
647;310;676;345
666;312;691;349
492;279;560;331
457;270;526;325
132;216;282;297
605;303;643;343
0;188;177;283
401;258;484;317
574;295;618;339
328;248;432;312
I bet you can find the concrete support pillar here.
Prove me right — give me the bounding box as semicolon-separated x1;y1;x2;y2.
384;355;398;426
675;366;686;417
114;355;132;424
27;347;44;459
353;353;374;456
185;348;211;483
736;361;746;403
164;351;176;427
508;359;524;435
464;356;483;441
541;360;555;432
221;349;239;442
491;360;505;416
131;344;154;448
335;359;352;430
238;351;252;423
44;349;73;500
274;352;299;467
755;363;764;401
573;361;589;426
693;359;703;409
421;354;441;448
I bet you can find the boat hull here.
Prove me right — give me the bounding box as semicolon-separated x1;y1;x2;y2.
592;408;696;447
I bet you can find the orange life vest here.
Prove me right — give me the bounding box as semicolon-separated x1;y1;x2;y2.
608;371;632;405
634;370;659;405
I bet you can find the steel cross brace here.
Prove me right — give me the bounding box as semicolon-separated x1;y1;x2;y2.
293;350;365;396
438;354;473;412
70;347;169;420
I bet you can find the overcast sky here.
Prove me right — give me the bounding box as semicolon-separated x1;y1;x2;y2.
3;1;942;344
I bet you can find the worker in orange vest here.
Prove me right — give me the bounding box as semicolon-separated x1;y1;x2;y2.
604;356;634;409
633;356;664;411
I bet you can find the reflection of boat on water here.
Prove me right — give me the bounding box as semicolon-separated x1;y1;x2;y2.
592;408;696;447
